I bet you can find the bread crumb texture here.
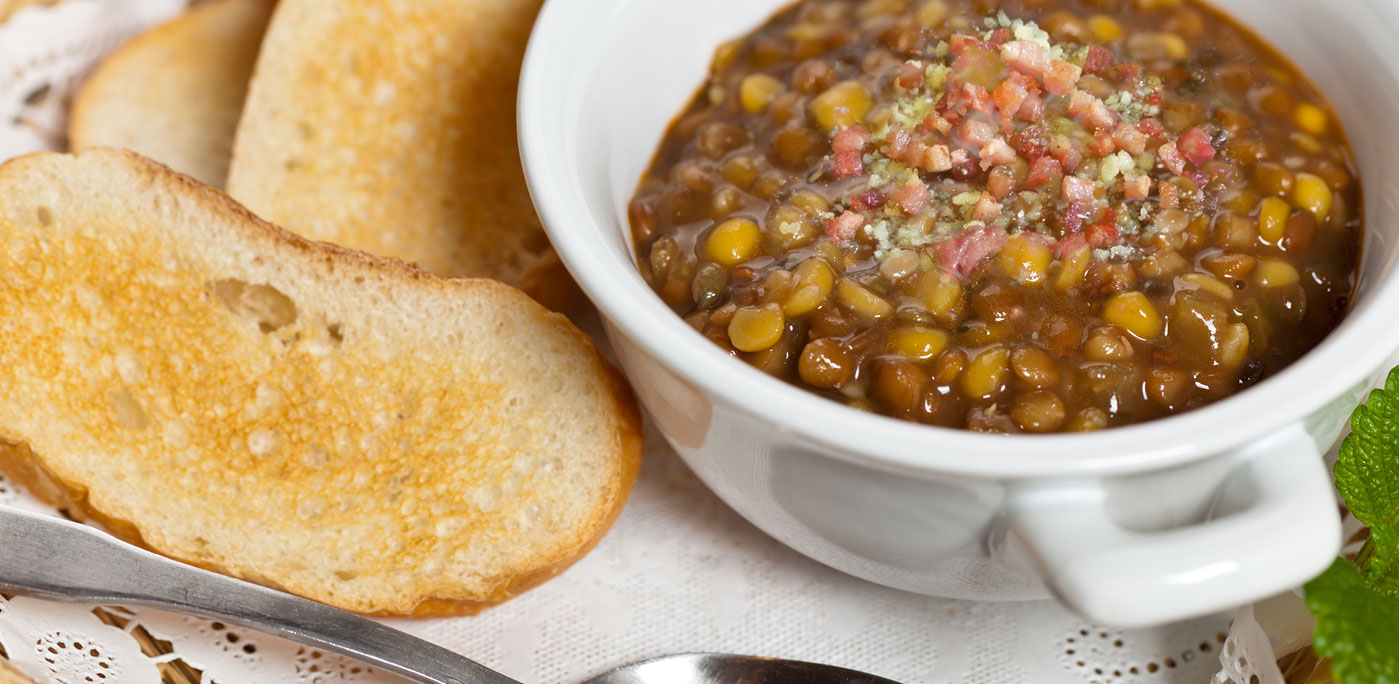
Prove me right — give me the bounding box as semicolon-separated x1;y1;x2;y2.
228;0;565;304
0;150;641;615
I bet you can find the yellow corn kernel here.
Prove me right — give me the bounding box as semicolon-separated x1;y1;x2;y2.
728;304;786;352
1294;102;1328;136
1180;273;1234;301
1291;131;1323;154
790;189;830;215
1293;173;1333;220
1101;291;1164;339
836;278;894;320
783;258;835;316
1217;322;1250;368
998;234;1053;284
1088;14;1124;42
705;218;761;266
740;74;785;114
959;346;1010;399
810;80;873;132
918;270;962;316
1225;190;1260;215
1054;245;1091;292
916;0;949;27
891;327;951;361
1255;259;1300;288
1257;196;1290;243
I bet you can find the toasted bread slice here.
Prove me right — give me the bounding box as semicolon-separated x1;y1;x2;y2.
227;0;571;309
0;149;641;616
68;0;274;188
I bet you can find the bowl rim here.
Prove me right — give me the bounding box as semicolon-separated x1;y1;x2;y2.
518;0;1399;479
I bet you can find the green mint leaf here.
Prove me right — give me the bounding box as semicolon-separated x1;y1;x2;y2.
1367;527;1399;596
1334;366;1399;590
1305;558;1399;684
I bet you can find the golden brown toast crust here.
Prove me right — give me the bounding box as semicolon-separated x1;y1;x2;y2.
0;149;641;615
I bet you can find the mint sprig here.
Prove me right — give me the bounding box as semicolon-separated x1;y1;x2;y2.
1304;366;1399;683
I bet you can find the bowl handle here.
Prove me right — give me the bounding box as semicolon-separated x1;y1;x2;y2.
996;422;1340;628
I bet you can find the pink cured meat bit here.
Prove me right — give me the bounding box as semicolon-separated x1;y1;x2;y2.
1089;130;1117;157
1112;122;1148;155
971;192;1003;220
1017;93;1046;122
1067;90;1116;131
1177;127;1216;167
1062;175;1095;203
832;150;863;179
1158;180;1180;209
992;73;1034;124
978;137;1017;169
887;127;913;157
823;210;864;242
936;225;1009;280
1001;40;1051;78
892;180;931;216
1054;232;1089;258
1043;59;1082;95
833;125;871;153
1136;117;1168;140
923;144;953;172
1082;45;1114;76
959;118;998;147
924;111;954;134
896;61;925;90
1124;174;1152;200
1049;135;1083;172
1158;141;1187;175
1025;156;1063;189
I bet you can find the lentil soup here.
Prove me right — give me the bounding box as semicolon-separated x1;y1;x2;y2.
628;0;1361;433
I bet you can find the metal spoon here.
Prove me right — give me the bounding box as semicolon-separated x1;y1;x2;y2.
0;506;900;684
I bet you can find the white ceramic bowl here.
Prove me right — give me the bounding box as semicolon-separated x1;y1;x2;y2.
520;0;1399;627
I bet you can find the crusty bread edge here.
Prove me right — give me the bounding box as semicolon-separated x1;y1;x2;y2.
0;148;644;616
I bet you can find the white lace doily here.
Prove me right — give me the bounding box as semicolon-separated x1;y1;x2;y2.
0;2;1318;683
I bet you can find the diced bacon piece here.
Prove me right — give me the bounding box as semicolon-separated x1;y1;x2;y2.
1112;122;1148;155
949;34;992;57
959;119;998;147
1017;93;1046;122
950;148;971;165
850;188;885;212
1067;90;1116;131
892;180;931;216
1158;180;1179;209
1049;135;1083;172
895;61;925;90
923;111;953;134
832;125;870;153
1062;175;1095;204
1060;200;1093;233
1089;130;1117;157
978;137;1017;169
1158;141;1186;175
1114;62;1142;82
1054;233;1090;258
1044;59;1082;95
887;127;913;157
1025;156;1063;190
945;81;996;117
993;73;1035;126
832;150;863;179
1082;45;1115;76
1001;40;1051;78
935;224;1009;280
1085;222;1118;247
1177;127;1216;167
987;27;1013;46
922;144;953;172
987;165;1017;198
1012;125;1048;160
1136;117;1168;140
1124;174;1152;200
823;211;864;242
972;193;1003;220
